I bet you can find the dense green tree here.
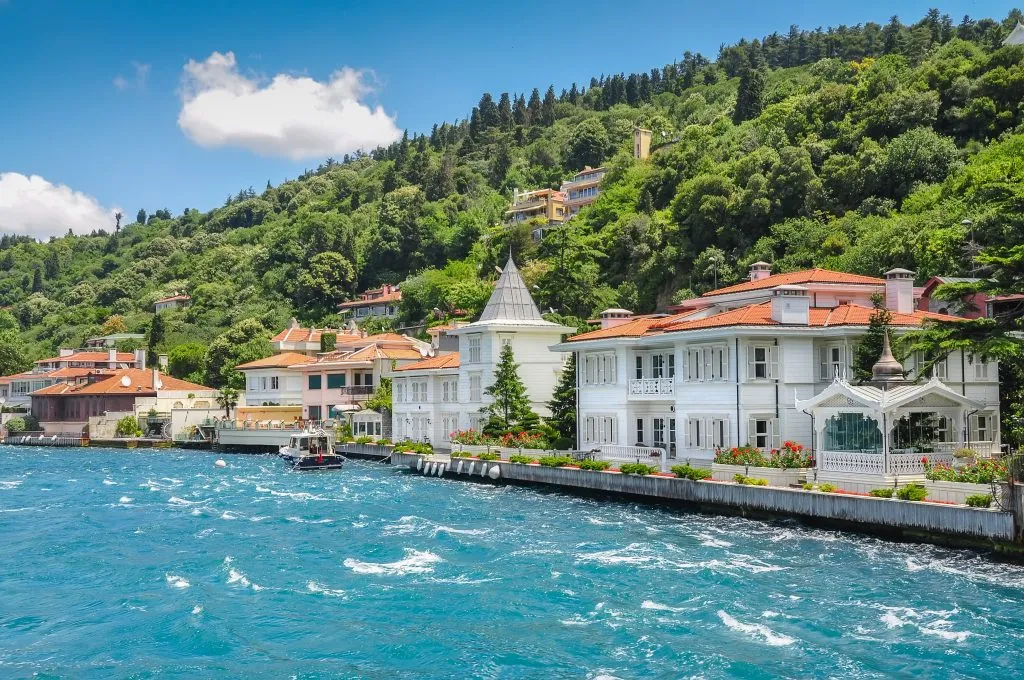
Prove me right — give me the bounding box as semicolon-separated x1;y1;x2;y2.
167;342;207;382
482;344;538;434
733;67;767;123
547;353;577;449
565;119;609;170
854;294;895;381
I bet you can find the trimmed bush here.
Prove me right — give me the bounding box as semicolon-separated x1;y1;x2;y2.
538;456;574;468
450;451;470;458
895;483;928;501
965;494;993;508
619;463;657;475
509;454;538;464
396;440;432;455
579;459;611;471
869;488;895;498
802;483;815;490
376;439;392;446
818;483;837;493
671;464;711;481
354;436;373;445
477;452;500;461
734;474;768;486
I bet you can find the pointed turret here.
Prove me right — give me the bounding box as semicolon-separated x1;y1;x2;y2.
476;257;548;324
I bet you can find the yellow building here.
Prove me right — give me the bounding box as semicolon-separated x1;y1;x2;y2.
634;127;652;160
506;188;568;240
561;166;606;217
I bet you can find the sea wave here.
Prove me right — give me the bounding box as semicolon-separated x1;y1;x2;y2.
343;548;443;576
119;496;133;504
641;600;686;613
307;581;346;597
165;574;190;589
717;610;795;646
224;556;264;591
0;480;23;489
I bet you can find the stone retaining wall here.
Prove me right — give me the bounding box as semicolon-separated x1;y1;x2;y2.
391;452;1017;548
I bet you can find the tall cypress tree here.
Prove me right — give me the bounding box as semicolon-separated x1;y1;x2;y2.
147;312;167;366
541;85;557;125
733;66;766;124
526;88;542;125
854;293;894;382
497;92;512;130
546;353;577;449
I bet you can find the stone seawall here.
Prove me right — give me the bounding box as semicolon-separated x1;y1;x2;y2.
391;452;1019;551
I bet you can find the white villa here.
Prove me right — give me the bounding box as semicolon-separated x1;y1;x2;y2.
553;264;1000;479
390;257;575;446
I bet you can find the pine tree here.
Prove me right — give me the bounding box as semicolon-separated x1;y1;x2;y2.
497;92;512;130
136;208;147;224
854;293;894;381
546;353;577;449
512;94;527;126
541;85;557;125
482;344;537;433
526;88;542;125
31;266;43;292
733;66;766;124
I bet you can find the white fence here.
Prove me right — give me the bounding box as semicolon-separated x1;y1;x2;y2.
628;378;674;397
595;444;667;472
819;450;955;475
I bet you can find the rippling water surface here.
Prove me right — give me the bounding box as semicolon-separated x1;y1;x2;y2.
2;446;1024;678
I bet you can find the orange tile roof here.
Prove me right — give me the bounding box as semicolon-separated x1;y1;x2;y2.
35;351;135;364
44;367;111;379
234;352;316;370
566;311;700;342
702;269;885;297
155;294;191;303
338;290;402;308
31;369;213;396
344;345;424;362
394;353;461;371
271;326;349;343
659;302;960;332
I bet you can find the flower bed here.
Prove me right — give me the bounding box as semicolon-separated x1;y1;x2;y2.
925;458;1008;484
449;429;547;450
923;480;1004;505
713;441;813;469
712;463;809;487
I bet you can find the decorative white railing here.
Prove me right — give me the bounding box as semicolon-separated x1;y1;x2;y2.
595;445;667;472
627;378;674;397
819;450;956;475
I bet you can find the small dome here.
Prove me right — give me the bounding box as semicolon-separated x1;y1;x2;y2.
871;331;905;383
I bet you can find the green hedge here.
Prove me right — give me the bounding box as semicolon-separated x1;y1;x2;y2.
671;464;711;480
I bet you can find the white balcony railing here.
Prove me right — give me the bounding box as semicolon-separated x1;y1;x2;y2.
628;378;674;397
819;449;956;475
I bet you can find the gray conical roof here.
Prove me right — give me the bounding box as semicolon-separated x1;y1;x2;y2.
477;257;547;323
871;330;906;384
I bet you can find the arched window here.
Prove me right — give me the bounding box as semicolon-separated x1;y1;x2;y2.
824;413;882;453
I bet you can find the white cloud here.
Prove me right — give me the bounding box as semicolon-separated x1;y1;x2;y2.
177;51;402;160
0;173;120;239
114;61;151;91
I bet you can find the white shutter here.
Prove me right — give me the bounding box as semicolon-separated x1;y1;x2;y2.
684;420;692;448
746;347;756;382
747;417;757;448
818;346;827;381
771;418;782;450
769;345;779;380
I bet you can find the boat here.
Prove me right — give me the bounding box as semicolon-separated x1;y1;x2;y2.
279;429;345;471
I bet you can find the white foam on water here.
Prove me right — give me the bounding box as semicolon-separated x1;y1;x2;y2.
351;521;367;528
249;515;269;522
119;496;133;504
343;548;443;576
168;496;199;506
191;605;203;615
166;574;190;589
432;525;490;537
223;556;264;591
877;606;974;643
102;479;117;486
717;610;795;647
0;480;23;489
220;511;239;520
196;528;215;538
698;533;733;548
428;574;500;585
761;611;780;618
268;489;325;502
191;508;203;516
586;517;622;526
307;580;346;597
641;600;686;613
255;485;271;493
577;543;655;566
286;516;334;524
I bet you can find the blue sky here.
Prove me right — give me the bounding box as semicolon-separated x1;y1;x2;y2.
0;0;1015;237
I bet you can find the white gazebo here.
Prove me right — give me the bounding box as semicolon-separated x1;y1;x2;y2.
796;333;987;487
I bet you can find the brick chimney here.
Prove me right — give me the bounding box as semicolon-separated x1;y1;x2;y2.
599;308;633;330
771;285;809;325
884;268;915;315
749;261;772;282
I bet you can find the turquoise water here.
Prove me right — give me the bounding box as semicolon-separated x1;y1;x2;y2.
2;447;1024;679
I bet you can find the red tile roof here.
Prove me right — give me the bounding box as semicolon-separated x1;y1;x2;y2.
566;312;699;342
393;353;461;371
234;352;316;370
659;302;959;332
702;269;885;297
31;369;213;396
34;351;136;364
338;290;402;308
155;294;191;304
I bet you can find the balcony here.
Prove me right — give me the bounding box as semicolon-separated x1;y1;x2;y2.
627;378;674;399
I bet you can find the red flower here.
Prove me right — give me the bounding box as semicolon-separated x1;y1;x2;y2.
921;456;929;465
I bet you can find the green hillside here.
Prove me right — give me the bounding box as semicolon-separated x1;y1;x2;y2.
3;9;1024;394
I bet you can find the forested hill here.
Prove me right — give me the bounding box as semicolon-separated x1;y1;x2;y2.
3;9;1024;389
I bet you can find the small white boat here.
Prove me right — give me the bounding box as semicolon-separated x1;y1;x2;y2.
279;429;345;470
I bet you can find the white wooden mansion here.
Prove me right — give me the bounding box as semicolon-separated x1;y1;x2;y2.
390;258;575;446
554;264;1000;478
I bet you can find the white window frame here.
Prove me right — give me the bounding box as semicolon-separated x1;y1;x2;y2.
467;335;482;363
583;352;617;386
583;414;617;445
747;344;778;382
270;376;279;390
747;415;781;450
684;345;728;382
819;344;846;381
971;412;994;443
469;374;482;402
652;417;666;447
970;354;989;381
